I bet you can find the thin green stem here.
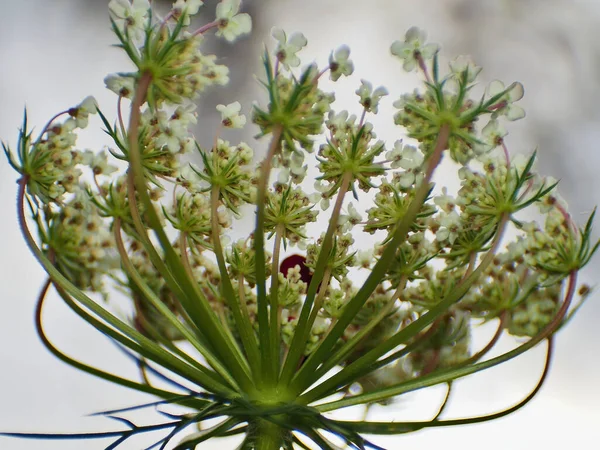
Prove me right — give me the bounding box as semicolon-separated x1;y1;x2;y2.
114;218;240;394
179;232;195;279
301;211;508;404
309;277;407;385
35;278;200;406
280;171;352;386
254;124;283;385
330;337;554;434
291;125;450;396
238;273;252;327
254;420;286;450
463;312;507;365
125;71;254;391
211;185;262;380
316;270;573;411
269;224;285;381
307;268;332;332
17;178;220;395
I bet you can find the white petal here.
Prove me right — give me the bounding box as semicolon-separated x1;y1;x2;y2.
271;27;286;43
334;45;350;61
486;80;505;98
398;172;415;188
390;40;409;57
278;169;290;184
405;26;425;43
288;32;307;49
506;105;525;121
402;59;417;72
231;13;252;36
507;82;524;102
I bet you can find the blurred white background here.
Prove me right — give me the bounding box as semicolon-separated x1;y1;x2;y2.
1;0;600;448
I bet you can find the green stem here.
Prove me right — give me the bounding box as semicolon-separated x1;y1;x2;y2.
125;71;253;391
238;273;252;328
269;224;285;380
254;420;285;450
301;212;509;404
35;278;201;406
316;270;574;411
17;178;220;395
307;268;332;332
254;124;283;384
462;312;507;365
211;185;262;380
114;219;240;394
309;277;407;384
328;339;554;434
279;171;351;385
291;125;451;396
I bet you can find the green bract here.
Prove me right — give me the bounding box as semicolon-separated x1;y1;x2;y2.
1;2;597;449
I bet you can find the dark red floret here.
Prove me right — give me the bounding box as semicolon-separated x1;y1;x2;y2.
279;254;313;286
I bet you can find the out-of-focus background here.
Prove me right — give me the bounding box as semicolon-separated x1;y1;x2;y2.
1;0;600;448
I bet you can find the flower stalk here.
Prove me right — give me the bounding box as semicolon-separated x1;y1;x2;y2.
2;3;597;449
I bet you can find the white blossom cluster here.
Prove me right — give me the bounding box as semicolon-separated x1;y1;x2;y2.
2;3;597;448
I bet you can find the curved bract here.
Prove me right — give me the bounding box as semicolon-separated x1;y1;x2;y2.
1;1;597;449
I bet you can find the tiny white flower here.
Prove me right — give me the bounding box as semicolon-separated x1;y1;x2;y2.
449;55;482;83
314;180;330;194
278;168;290;184
82;150;119;176
152;112;189;153
217;204;232;228
356;79;388;114
355;249;374;269
398;172;416;189
289;163;307;183
386;141;423;170
314;180;332;210
236;142;253;163
475;119;507;153
506;238;528;260
104;74;135;99
397;145;423;170
436;211;462;244
290;150;305;169
308;192;321;204
172;103;198;127
486;80;526;121
172;0;203;25
108;0;150;41
69;96;97;129
537;179;567;214
347;202;362;225
216;101;246;128
155;130;182;153
385;140;404;169
433;187;456;213
180;165;208;190
326;110;357;141
390;27;439;72
329;45;354;81
180;137;195;154
215;0;252;42
272;27;307;69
